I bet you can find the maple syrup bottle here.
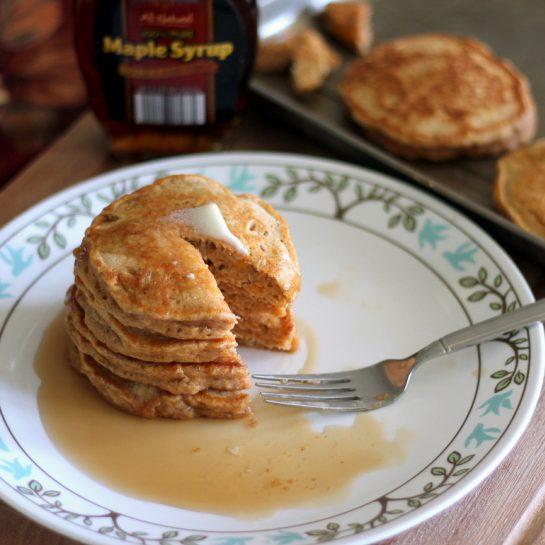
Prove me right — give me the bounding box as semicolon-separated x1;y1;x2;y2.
74;0;257;157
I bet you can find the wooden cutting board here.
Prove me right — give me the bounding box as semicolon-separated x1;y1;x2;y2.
0;112;544;545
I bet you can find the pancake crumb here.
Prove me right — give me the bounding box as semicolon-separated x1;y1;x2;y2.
246;414;259;428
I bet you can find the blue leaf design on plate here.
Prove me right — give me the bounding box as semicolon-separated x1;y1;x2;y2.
0;246;33;277
0;279;11;299
443;242;478;271
418;219;449;249
464;423;501;448
215;538;253;545
228;165;255;192
0;458;32;480
269;531;304;545
478;390;513;416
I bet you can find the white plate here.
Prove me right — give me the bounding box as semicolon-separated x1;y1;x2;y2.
0;152;542;544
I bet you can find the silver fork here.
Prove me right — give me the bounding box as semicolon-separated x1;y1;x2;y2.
253;298;545;412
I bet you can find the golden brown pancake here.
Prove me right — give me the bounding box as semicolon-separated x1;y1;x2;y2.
68;342;249;419
74;286;238;363
494;139;545;238
83;175;299;309
75;265;231;341
340;33;537;160
76;220;237;335
65;292;249;394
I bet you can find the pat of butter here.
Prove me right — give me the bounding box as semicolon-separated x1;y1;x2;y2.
171;203;248;255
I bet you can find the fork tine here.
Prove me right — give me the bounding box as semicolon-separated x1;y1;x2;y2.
255;382;356;392
251;373;350;384
263;398;368;411
262;392;361;402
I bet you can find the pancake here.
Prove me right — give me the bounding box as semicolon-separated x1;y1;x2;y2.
493;139;545;238
74;286;238;363
340;33;537;160
68;342;249;419
84;176;299;306
75;225;237;339
66;295;249;395
75;267;231;341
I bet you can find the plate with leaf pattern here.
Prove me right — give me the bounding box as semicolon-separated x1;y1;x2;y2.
0;152;542;544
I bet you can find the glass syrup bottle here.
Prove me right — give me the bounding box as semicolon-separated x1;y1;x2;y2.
74;0;257;157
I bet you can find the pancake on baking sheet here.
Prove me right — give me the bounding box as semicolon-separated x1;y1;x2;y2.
340;33;537;161
65;174;300;419
494;139;545;239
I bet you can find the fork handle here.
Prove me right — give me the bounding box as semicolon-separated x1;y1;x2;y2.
419;298;545;361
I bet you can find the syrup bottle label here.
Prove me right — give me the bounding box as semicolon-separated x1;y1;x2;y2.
96;0;249;127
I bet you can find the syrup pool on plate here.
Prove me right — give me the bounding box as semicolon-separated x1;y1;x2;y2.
36;313;409;518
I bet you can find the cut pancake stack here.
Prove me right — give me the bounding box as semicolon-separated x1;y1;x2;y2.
65;175;300;419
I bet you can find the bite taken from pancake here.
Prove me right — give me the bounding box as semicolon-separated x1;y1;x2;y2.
65;174;301;419
340;33;537;161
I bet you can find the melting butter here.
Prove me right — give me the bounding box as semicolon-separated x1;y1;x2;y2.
36;314;409;518
169;203;248;255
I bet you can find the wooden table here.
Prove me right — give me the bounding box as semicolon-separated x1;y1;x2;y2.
1;111;545;545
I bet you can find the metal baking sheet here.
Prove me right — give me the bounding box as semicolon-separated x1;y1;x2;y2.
251;0;545;261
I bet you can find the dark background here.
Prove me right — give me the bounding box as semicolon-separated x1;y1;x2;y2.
0;0;85;185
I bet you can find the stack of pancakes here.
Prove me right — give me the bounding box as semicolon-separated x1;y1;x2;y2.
65;175;300;419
